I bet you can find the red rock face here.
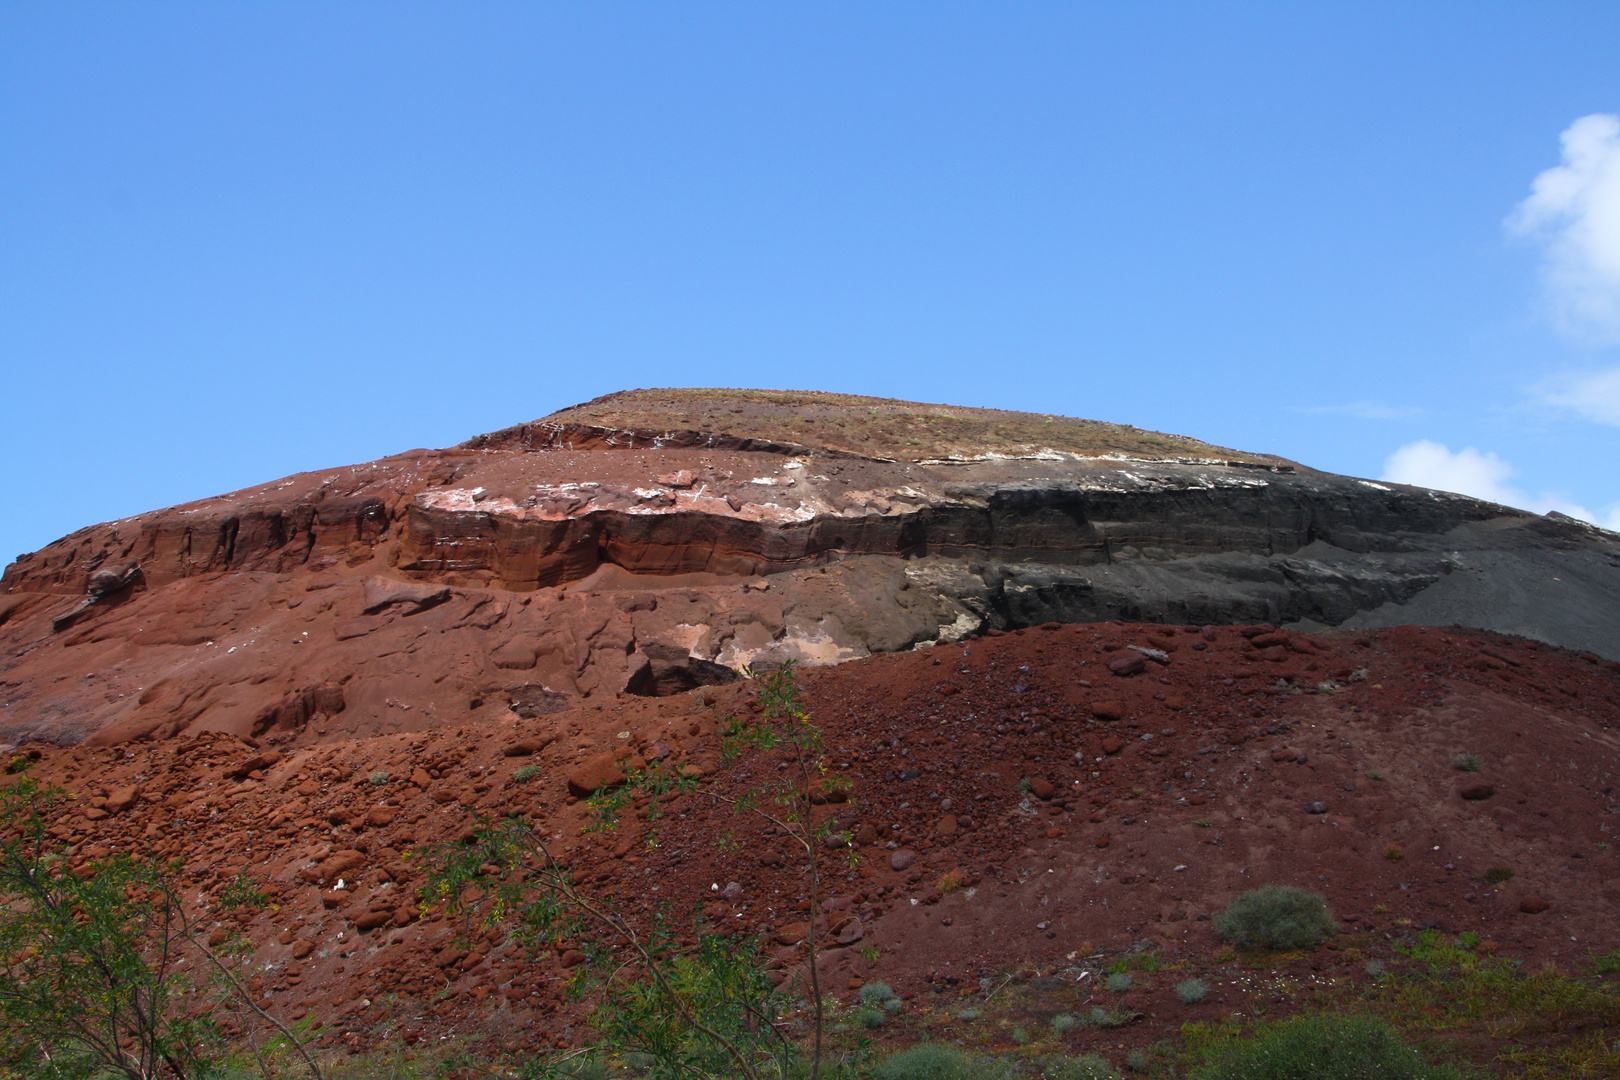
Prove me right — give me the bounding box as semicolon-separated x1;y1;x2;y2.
2;390;1617;749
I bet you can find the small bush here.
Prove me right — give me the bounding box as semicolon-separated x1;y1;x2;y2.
884;997;903;1014
1106;972;1133;993
513;764;539;783
1050;1013;1078;1035
1365;961;1384;977
1384;844;1404;861
856;1006;886;1029
1012;1027;1030;1045
1177;978;1209;1004
1367;770;1386;781
1483;866;1515;886
1452;753;1483;772
1594;949;1620;975
1190;1013;1463;1079
1213;885;1336;952
368;770;390;786
1125;1048;1154;1073
858;980;897;1004
1043;1055;1123;1080
872;1043;967;1080
958;1008;982;1021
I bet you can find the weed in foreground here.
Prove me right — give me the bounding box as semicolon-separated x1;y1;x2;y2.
1185;1013;1464;1079
1042;1054;1123;1080
869;1043;966;1080
1177;978;1210;1004
1213;885;1335;952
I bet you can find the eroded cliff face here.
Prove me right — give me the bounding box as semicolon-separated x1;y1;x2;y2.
3;389;1618;747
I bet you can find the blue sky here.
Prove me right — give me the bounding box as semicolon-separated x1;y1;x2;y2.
4;3;1619;567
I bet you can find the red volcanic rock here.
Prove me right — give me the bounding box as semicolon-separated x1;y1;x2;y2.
1100;737;1124;755
1520;897;1550;914
361;577;450;616
567;753;626;797
1027;777;1055;800
1091;700;1125;721
502;736;555;757
1459;784;1496;801
1107;653;1146;676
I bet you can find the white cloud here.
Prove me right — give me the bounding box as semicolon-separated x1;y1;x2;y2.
1381;439;1620;530
1507;113;1620;341
1538;364;1620;425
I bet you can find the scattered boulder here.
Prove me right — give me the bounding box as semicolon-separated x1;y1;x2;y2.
890;849;918;872
1107;652;1146;676
567;752;627;797
503;735;556;757
1520;897;1550;914
1091;700;1125;721
1459;784;1496;801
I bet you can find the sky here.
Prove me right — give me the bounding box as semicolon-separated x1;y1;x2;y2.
3;3;1619;568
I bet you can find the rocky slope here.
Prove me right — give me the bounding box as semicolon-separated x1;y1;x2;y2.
6;621;1618;1065
2;388;1618;749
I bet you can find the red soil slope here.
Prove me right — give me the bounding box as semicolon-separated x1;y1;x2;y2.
6;621;1619;1061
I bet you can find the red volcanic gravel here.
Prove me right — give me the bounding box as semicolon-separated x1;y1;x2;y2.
5;621;1619;1057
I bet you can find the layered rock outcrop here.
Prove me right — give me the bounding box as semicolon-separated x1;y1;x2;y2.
2;388;1617;746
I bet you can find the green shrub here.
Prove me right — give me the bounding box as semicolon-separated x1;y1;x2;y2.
958;1008;982;1021
1483;866;1514;886
1451;753;1483;772
872;1043;967;1080
368;769;390;785
514;764;540;783
1213;886;1336;952
1043;1055;1123;1080
1106;972;1133;993
858;980;897;1004
1364;961;1384;977
856;1006;886;1029
1125;1048;1154;1073
1177;978;1209;1004
884;997;903;1014
1050;1013;1079;1035
1191;1014;1463;1079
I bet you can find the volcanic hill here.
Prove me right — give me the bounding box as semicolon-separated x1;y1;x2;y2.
2;387;1617;749
1;389;1619;1067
